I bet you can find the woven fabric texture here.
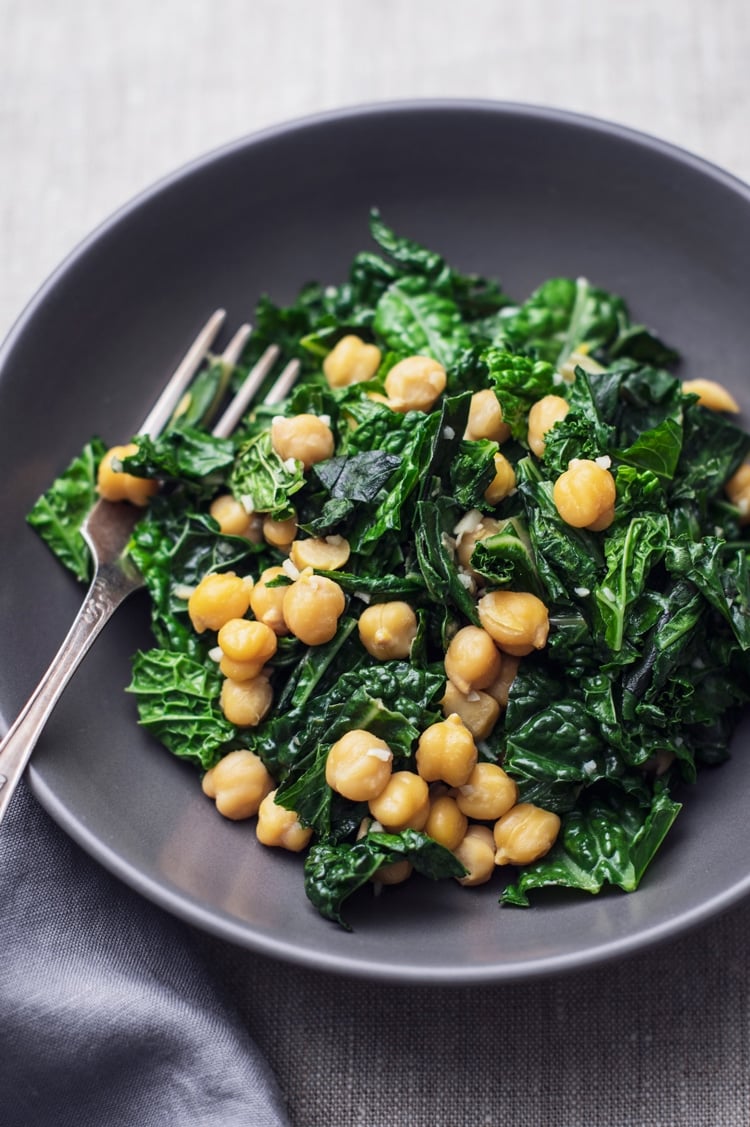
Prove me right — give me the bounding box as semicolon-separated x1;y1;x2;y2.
193;906;750;1127
0;781;290;1127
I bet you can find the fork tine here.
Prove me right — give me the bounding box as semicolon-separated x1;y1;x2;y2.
138;309;226;438
220;322;253;369
169;321;253;431
263;359;302;407
211;344;281;438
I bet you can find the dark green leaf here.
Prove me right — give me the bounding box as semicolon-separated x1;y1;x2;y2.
665;538;750;649
594;514;671;651
229;429;306;518
499;276;676;368
304;829;466;928
502;787;681;905
374;276;471;368
469;518;544;597
122;428;235;488
449;439;499;510
483;349;557;441
129;495;261;655
127;649;237;769
617;417;683;481
414;498;480;625
311;451;401;502
541;366;614;475
27;437;107;583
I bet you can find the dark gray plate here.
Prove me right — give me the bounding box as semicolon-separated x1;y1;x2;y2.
1;101;749;982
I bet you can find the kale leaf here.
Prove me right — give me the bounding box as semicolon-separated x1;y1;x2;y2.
27;437;107;583
483;349;557;441
229;430;306;519
27;214;750;927
502;787;681;905
129;495;262;656
304;829;466;928
498;276;677;368
122;428;235;492
270;659;445;839
127;648;238;770
374;276;471;368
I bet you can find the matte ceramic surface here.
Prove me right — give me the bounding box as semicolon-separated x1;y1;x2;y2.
1;102;749;982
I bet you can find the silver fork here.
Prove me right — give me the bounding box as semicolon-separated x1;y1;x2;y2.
0;310;300;824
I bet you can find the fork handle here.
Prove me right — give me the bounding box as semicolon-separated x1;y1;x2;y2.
0;565;139;824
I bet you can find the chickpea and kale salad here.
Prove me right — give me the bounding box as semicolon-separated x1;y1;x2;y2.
29;212;750;927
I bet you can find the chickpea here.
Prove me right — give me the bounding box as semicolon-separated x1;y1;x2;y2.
527;395;570;458
323;334;382;388
484;653;520;709
97;443;159;506
220;675;273;727
218;617;277;664
455;516;502;573
188;572;254;634
358;601;418;661
250;566;290;636
289;535;351;572
726;462;750;524
271;414;335;470
368;771;430;831
384;355;447;413
559;343;605;382
209;493;262;542
456;762;518;821
415;714;478;787
218;655;265;682
483;452;516;505
477;590;549;657
374;860;413;886
256;789;313;852
263;513;298;550
366;391;391;406
356;815;374;841
325;729;393;802
426;781;453;801
440;681;500;741
283;569;345;645
444;625;503;695
553;459;616;530
493;802;561;866
682;378;739;413
454;825;496;887
643;748;676;776
201;749;274;820
464;388;511;443
423;794;468;851
209;492;248;536
586;504;615;532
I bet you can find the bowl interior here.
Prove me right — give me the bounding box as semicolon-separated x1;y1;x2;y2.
2;101;749;981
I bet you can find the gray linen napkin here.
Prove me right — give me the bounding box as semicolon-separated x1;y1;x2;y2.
0;778;290;1127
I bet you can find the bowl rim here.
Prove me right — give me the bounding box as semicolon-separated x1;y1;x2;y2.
3;95;750;366
26;769;750;983
5;97;750;982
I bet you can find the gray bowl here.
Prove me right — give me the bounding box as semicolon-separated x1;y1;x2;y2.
1;101;749;982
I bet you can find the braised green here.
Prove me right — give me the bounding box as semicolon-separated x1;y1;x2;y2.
29;212;750;926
